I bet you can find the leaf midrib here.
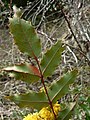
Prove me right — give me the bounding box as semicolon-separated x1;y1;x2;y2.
14;99;48;103
51;74;74;101
19;19;34;56
43;46;61;75
61;103;76;120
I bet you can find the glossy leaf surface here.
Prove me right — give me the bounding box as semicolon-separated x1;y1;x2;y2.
48;70;78;102
6;92;48;110
3;63;40;83
40;41;64;78
57;102;76;120
9;17;41;57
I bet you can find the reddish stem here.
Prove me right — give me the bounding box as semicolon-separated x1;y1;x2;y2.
33;55;57;120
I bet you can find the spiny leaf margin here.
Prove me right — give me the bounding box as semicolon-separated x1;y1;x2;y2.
6;91;49;110
47;69;78;102
57;102;76;120
9;17;41;57
40;40;65;78
3;63;40;83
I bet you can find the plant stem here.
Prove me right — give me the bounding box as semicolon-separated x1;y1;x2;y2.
60;7;82;51
33;55;57;120
60;3;90;65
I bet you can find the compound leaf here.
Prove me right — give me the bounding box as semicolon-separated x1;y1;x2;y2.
9;17;41;57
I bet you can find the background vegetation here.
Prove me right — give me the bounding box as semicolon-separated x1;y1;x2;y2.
0;0;90;120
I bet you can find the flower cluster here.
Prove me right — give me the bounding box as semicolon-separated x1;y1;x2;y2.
23;103;61;120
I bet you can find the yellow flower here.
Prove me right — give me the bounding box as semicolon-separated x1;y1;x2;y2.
23;113;41;120
23;102;61;120
39;107;54;120
53;103;61;115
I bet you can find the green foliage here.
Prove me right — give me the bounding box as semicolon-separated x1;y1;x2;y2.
58;102;76;120
6;91;48;110
3;63;40;83
2;7;78;120
48;70;78;102
40;41;64;77
9;17;41;57
5;70;77;111
69;75;90;119
74;95;90;120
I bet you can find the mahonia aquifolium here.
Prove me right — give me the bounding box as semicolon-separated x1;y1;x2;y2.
23;102;61;120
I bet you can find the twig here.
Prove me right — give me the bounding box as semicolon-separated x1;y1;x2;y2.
67;46;78;63
64;43;90;65
59;3;90;65
33;54;57;120
37;30;57;42
60;7;82;51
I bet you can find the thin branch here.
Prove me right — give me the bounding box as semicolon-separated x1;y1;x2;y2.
59;3;90;65
33;54;57;120
64;43;90;66
37;30;57;42
60;5;82;51
38;29;90;65
67;46;78;63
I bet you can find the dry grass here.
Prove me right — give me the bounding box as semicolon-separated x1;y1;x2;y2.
0;1;90;119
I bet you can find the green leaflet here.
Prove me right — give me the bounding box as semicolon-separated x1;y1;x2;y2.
48;70;78;102
4;63;32;73
3;63;40;83
9;17;41;57
57;102;76;120
40;41;64;78
9;72;40;83
6;92;48;110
